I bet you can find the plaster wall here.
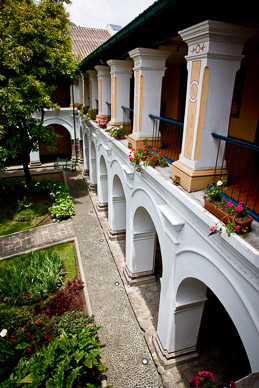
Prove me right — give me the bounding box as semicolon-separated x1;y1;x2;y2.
82;118;259;372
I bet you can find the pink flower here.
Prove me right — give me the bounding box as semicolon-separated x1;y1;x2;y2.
236;206;243;212
210;226;216;232
227;202;232;208
236;225;240;230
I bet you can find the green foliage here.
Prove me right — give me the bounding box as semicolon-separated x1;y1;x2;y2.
0;250;64;306
109;126;125;139
204;178;227;200
1;327;105;388
0;0;79;176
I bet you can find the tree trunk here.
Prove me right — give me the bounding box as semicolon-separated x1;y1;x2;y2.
21;151;32;181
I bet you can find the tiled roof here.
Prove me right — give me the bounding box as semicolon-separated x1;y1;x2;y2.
69;26;112;60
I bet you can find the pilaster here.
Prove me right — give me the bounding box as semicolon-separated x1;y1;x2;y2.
95;65;111;120
87;70;98;110
107;59;133;133
170;20;255;191
128;48;170;149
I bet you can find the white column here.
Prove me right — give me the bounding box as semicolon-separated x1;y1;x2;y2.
107;59;133;132
83;72;90;108
87;70;98;110
29;150;41;167
128;48;170;149
171;20;255;191
95;65;111;119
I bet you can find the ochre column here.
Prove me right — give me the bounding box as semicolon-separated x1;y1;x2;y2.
171;20;255;191
128;48;170;149
86;70;98;110
106;59;133;134
95;65;111;121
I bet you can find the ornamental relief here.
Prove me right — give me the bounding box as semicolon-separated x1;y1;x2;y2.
190;43;207;55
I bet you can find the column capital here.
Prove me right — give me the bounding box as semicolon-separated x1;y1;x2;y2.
179;20;255;61
95;65;110;77
107;59;133;74
129;47;170;70
86;69;97;78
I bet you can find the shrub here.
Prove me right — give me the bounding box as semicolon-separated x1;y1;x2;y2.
2;327;105;387
36;277;84;318
0;250;64;306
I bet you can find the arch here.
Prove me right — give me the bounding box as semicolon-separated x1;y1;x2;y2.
165;249;259;372
89;141;97;187
39;124;71;162
43;117;74;138
97;155;108;210
109;174;126;233
83;131;89;172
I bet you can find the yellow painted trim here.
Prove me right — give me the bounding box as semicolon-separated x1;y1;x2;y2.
99;79;102;113
89;81;93;107
139;75;144;133
184;61;201;159
194;66;209;162
134;71;140;132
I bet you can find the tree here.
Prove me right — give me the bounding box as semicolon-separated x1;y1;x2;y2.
0;0;78;179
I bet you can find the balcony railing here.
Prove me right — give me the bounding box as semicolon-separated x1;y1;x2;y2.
121;106;133;132
212;133;259;220
95;99;98;111
149;114;183;162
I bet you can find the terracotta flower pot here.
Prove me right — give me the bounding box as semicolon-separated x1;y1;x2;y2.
203;196;253;232
119;133;125;140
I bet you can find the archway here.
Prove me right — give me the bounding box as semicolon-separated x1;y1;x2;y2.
39;124;71;163
89;141;97;191
83;132;89;173
97;155;108;213
108;174;126;240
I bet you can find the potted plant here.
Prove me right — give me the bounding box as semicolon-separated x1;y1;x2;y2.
110;126;125;140
95;116;107;129
129;139;169;168
204;178;253;234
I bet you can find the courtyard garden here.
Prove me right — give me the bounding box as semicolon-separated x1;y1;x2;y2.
0;175;108;388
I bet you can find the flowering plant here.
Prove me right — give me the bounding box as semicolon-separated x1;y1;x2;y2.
129;138;168;168
84;109;97;121
204;178;227;200
189;371;236;388
95;116;107;129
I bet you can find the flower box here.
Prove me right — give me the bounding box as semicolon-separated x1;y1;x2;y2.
204;196;253;233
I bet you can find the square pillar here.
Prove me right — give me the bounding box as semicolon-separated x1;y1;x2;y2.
87;70;98;110
95;65;111;120
82;72;90;108
106;59;133;133
171;20;255;191
128;48;170;149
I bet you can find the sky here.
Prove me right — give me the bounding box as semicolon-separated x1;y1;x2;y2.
64;0;156;29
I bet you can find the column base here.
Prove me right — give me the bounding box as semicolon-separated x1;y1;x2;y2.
106;228;126;241
108;121;132;134
128;134;161;149
29;161;42;168
153;334;199;369
89;183;97;193
123;265;156;286
170;160;228;192
97;202;108;213
96;114;111;122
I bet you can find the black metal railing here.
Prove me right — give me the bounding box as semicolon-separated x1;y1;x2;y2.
212;132;259;220
121;106;133;132
106;102;111;116
149;114;183;163
95;99;98;111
